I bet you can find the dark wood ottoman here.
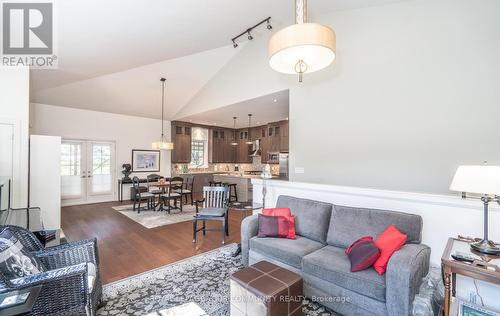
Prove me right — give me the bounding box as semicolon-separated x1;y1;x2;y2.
230;261;303;316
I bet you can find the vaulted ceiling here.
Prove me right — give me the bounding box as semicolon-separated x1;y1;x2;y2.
31;0;407;119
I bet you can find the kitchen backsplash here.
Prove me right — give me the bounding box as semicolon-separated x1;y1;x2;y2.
172;157;279;175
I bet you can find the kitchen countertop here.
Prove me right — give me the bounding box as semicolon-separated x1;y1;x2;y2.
172;171;227;175
172;171;287;180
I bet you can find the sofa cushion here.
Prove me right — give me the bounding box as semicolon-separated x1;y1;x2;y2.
276;196;332;244
249;236;325;269
302;246;386;302
347;239;380;272
257;214;290;238
373;225;407;275
327;205;422;248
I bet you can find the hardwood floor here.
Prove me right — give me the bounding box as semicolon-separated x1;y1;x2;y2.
62;199;247;284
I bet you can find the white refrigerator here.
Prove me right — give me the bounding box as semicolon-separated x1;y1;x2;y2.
30;135;61;230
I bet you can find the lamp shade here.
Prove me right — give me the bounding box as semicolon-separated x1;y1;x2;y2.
450;165;500;195
152;141;174;150
268;23;336;74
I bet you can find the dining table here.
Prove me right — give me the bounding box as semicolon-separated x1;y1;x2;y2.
149;181;183;212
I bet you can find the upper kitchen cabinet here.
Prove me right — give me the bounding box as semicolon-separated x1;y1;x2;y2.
279;120;289;153
171;122;192;163
212;129;225;163
250;127;261;141
212;128;235;163
267;123;281;153
235;128;252;163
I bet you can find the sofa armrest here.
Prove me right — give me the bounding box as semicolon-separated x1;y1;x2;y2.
386;243;431;316
240;214;259;266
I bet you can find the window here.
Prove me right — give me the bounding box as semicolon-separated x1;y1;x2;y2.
190;140;206;167
190;127;208;168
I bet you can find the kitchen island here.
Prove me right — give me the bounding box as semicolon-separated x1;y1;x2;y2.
174;172;284;202
212;174;256;202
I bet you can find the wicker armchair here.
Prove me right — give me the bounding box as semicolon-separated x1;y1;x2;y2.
0;225;102;315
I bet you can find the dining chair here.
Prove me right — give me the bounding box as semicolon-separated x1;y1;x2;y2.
192;186;229;244
132;176;155;213
146;174;163;194
160;177;183;213
174;176;194;205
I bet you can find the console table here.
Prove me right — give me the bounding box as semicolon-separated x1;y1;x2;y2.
441;237;500;316
117;178;149;202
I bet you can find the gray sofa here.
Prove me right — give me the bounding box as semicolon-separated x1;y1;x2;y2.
241;195;431;316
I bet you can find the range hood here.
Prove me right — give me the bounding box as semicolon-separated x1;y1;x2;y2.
249;139;261;157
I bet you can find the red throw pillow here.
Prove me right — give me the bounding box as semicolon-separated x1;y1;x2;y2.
373;225;407;275
257;214;289;238
345;236;373;255
262;208;291;217
347;239;381;272
262;208;296;240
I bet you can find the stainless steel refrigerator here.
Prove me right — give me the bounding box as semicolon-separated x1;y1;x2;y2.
279;153;289;180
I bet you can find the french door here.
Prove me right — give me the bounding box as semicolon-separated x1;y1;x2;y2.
61;140;115;205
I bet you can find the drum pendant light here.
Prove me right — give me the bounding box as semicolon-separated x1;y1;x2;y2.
268;0;336;82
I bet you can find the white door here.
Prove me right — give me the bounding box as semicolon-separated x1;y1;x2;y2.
61;140;115;205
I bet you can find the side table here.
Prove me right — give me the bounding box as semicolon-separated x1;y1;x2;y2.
441;237;500;316
229;201;263;257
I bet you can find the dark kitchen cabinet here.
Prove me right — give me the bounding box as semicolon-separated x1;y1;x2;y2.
212;128;236;163
267;123;281;153
260;135;270;163
237;140;252;163
280;121;289;153
235;128;252;163
171;123;192;163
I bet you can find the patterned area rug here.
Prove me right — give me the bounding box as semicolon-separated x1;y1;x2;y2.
112;204;197;229
98;244;336;316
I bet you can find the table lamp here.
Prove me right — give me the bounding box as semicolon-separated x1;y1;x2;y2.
450;165;500;255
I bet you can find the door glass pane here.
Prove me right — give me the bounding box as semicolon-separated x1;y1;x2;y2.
91;144;112;193
61;142;82;197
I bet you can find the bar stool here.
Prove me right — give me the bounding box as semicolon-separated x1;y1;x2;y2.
227;183;238;202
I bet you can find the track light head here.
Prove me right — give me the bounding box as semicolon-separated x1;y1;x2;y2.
232;41;238;48
247;31;253;40
267;19;273;30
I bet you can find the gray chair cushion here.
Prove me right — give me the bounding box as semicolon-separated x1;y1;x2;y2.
249;236;324;269
327;205;423;249
198;207;226;217
302;246;386;302
276;195;333;244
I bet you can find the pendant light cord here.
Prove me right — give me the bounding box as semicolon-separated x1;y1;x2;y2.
160;78;166;138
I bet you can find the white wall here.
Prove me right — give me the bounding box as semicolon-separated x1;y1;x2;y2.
0;67;30;208
253;179;500;310
177;0;500;195
31;103;172;201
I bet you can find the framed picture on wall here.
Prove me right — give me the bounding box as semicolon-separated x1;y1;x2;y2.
458;300;500;316
131;150;160;172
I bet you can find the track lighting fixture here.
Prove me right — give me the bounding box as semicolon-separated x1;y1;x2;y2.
267;20;273;30
231;17;272;48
